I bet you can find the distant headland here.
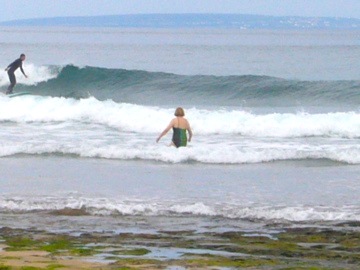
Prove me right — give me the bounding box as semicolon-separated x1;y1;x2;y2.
1;14;360;29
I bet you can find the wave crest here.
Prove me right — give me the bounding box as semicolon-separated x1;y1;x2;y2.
3;64;360;107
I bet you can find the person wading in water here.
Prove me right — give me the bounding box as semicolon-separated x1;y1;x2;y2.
157;107;193;148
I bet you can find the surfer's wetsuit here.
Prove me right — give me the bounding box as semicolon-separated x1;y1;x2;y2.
172;127;187;148
6;58;25;94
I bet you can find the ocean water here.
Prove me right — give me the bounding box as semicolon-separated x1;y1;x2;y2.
0;27;360;233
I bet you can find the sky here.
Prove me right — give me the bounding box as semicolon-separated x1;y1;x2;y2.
1;0;360;22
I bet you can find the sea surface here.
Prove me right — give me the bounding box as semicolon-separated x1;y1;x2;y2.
0;27;360;233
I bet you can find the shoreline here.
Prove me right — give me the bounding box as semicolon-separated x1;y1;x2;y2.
1;225;360;269
1;155;360;232
1;156;359;268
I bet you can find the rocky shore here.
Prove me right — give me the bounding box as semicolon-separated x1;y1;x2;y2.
0;224;359;269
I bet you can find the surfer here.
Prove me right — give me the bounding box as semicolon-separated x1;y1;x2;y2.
4;54;28;95
156;107;193;148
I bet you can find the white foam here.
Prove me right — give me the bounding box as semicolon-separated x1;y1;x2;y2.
0;136;359;164
1;96;360;163
0;63;58;87
0;95;360;138
0;196;359;222
226;206;360;221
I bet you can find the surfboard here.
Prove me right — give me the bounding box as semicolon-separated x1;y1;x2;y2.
7;92;31;98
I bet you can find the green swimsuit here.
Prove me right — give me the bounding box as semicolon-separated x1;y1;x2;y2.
172;118;187;148
172;127;187;148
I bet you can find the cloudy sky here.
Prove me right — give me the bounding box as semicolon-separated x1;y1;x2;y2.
1;0;360;22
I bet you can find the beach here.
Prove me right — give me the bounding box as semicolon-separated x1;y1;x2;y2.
1;157;360;268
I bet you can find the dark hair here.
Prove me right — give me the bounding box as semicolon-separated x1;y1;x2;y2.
20;54;25;57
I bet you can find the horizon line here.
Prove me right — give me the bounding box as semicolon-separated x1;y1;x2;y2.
2;13;360;24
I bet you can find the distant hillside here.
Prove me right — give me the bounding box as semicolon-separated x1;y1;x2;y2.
1;14;360;29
